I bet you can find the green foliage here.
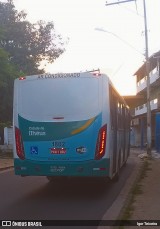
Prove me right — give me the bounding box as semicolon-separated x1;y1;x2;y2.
0;0;65;75
0;0;65;124
0;48;20;122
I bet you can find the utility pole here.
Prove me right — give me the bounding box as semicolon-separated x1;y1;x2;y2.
106;0;152;156
143;0;151;156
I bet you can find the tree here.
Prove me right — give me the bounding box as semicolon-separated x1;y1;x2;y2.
0;0;65;75
0;47;17;142
0;0;66;127
0;47;20;123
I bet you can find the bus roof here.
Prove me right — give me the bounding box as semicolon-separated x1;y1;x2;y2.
17;71;106;81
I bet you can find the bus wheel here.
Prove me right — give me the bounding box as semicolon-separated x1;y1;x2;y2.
46;176;55;182
123;160;127;167
46;176;68;182
112;170;119;182
112;157;120;182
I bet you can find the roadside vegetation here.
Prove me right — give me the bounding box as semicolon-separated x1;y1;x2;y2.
117;159;152;229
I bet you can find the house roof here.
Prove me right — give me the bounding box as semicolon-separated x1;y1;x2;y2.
123;95;146;108
134;50;160;79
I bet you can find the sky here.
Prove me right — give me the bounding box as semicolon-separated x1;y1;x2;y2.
11;0;160;95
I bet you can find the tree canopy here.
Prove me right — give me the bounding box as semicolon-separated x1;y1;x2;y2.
0;0;65;75
0;48;19;123
0;0;66;126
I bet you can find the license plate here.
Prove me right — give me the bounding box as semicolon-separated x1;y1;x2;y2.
50;148;66;154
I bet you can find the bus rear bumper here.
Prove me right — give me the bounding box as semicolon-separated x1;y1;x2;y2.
14;158;110;177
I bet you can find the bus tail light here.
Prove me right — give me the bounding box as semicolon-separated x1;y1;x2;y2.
93;72;101;77
93;69;101;77
19;76;26;80
95;124;107;160
15;127;25;160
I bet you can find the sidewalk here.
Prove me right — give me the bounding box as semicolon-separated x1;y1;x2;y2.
98;148;160;229
123;149;160;229
0;158;13;170
0;150;14;171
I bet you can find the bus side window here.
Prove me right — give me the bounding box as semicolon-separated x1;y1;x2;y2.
109;86;117;130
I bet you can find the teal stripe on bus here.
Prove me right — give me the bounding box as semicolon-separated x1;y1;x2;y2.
14;158;110;177
18;115;99;141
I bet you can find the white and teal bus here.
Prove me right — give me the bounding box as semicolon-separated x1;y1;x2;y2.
13;70;130;181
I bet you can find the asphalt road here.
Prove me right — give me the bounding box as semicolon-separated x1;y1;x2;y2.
0;158;136;229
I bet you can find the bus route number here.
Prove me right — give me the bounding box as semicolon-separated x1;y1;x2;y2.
52;141;65;148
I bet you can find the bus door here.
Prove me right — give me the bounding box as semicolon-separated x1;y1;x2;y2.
110;87;118;174
122;105;126;163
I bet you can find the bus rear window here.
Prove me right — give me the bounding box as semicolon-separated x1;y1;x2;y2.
18;78;100;121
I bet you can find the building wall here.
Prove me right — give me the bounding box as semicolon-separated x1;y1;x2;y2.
4;127;13;146
133;57;160;151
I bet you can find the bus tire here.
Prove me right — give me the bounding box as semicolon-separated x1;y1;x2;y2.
46;176;55;182
123;160;127;167
46;176;68;182
112;170;119;182
112;156;120;182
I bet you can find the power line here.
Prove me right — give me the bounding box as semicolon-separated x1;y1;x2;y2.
105;0;152;156
95;27;143;56
118;1;143;18
106;0;135;6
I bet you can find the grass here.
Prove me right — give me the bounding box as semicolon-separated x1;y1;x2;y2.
117;159;152;229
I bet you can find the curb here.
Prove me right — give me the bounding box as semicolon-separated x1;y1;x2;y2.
117;161;144;213
0;157;14;172
0;166;14;172
97;156;142;229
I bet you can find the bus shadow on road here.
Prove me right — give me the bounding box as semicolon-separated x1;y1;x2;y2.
36;176;112;200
